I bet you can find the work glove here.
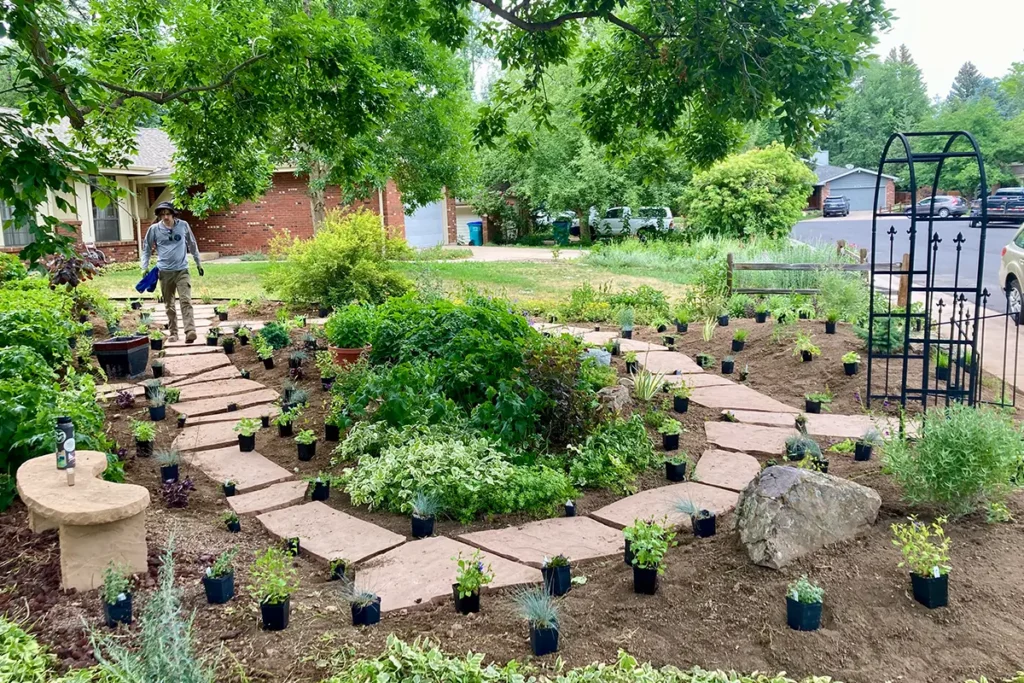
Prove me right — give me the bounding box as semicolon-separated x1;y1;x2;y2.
198;267;205;277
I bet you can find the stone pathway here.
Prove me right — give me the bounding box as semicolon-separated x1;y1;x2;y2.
228;480;308;516
590;482;740;530
171;389;280;418
160;354;233;377
704;421;798;456
693;450;761;492
188;404;280;425
459;517;623;568
720;410;899;440
173;421;247;452
616;338;668;353
189;447;293;493
636;351;703;374
167;365;242;387
689;384;800;413
257;502;406;565
175;378;266;402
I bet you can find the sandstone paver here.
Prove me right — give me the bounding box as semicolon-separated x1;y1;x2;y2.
257;502;405;565
581;330;618;345
458;517;623;568
228;480;308;517
160;353;233;377
173;421;251;452
190;447;293;493
163;345;224;356
662;373;734;388
704;421;799;456
358;536;541;614
690;384;799;413
617;338;667;353
636;351;703;374
721;410;899;440
189;404;280;425
694;450;761;492
171;389;280;417
589;482;739;530
176;378;266;402
168;364;242;387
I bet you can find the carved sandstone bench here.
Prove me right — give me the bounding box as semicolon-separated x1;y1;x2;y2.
16;451;150;591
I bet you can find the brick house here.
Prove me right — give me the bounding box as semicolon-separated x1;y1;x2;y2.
0;124;465;260
806;163;897;212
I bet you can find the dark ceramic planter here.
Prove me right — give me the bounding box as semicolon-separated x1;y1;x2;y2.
310;481;329;501
620;329;633;339
854;443;873;461
731;340;745;352
223;482;236;497
825;321;837;334
786;597;822;631
351;597;382;626
718;315;729;327
675;321;688;333
805;399;821;414
665;461;686;482
542;564;571;597
673;396;689;413
297;441;316;461
662;433;679;451
844;362;859;376
801;350;813;362
412;514;434;539
278;423;293;438
325;424;341;442
104;594;132;627
564;502;576;517
530;625;559;656
226;519;241;533
632;566;658;595
238;434;256;452
721;359;734;374
260;598;290;630
203;572;235;604
150;338;163;351
911;573;948;609
453;586;480;614
692;512;717;538
263;358;275;370
152;364;163;378
755;312;767;323
159;464;178;483
136;440;153;458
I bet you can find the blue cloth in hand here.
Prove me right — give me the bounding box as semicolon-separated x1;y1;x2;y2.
136;267;160;293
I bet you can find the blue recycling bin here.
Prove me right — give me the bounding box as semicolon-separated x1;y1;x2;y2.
468;221;483;246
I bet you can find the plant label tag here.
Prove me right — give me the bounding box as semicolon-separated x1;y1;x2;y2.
932;566;940;578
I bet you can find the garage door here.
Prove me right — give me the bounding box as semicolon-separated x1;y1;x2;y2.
404;201;445;248
838;186;881;211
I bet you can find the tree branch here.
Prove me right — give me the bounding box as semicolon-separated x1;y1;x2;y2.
23;21;87;129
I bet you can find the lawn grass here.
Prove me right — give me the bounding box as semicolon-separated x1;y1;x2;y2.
92;262;275;300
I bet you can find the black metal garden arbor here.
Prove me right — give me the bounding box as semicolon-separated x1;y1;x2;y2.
866;131;1019;409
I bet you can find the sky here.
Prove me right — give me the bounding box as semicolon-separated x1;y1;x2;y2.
874;0;1024;100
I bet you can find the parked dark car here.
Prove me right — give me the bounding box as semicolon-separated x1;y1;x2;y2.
970;187;1024;227
822;195;850;217
904;195;968;218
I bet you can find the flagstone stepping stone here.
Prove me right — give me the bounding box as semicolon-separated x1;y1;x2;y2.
189;404;280;425
358;536;541;614
720;410;900;440
228;480;308;517
704;421;799;456
617;337;667;353
589;482;739;531
190;447;293;493
690;384;799;413
175;378;266;402
532;323;591;337
581;330;618;345
100;384;144;400
97;382;134;395
217;320;266;332
171;389;280;418
307;317;328;326
662;373;734;388
162;329;212;346
458;517;623;568
257;502;405;565
162;345;223;356
694;450;762;492
173;421;246;452
167;365;243;387
160;353;232;377
636;351;703;374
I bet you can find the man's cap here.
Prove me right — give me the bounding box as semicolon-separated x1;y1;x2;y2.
155;201;177;215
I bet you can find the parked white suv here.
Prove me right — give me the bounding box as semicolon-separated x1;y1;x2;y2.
593;207;675;238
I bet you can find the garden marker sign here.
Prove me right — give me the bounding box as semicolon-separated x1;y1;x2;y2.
867;131;1019;409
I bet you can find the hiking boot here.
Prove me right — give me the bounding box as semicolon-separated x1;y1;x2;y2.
168;334;179;343
185;331;197;344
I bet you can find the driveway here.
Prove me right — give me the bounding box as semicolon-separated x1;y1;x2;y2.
792;214;1020;313
442;245;586;262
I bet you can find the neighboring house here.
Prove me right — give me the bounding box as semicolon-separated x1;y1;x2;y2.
0;120;460;259
807;163;897;212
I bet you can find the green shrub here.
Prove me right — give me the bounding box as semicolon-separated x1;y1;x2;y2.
0;286;74;367
680;143;816;240
0;616;55;682
883;403;1024;516
264;209;411;307
555;282;670;324
257;321;291;350
567;416;656;493
324;304;377;348
0;253;27;283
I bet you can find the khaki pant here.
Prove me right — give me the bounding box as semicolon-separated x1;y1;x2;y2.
158;269;195;335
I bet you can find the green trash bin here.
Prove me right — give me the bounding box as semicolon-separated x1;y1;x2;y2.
468;221;483;246
552;220;571;246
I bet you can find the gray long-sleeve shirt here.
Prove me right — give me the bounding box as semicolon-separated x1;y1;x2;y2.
141;218;202;272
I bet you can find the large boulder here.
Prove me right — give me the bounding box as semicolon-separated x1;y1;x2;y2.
598;385;631;414
736;466;881;569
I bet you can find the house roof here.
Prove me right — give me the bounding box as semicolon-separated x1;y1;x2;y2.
814;163;898;186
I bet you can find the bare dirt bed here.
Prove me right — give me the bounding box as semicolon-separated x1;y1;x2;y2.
4;310;1024;682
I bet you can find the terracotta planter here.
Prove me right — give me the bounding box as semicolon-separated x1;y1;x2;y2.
330;345;368;368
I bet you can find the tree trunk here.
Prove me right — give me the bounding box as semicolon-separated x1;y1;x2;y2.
576;208;592;245
307;160;328;232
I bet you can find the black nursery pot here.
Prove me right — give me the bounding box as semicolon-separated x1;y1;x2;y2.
664;335;675;346
911;573;948;609
542;564;571;597
223;482;236;497
263;358;275;370
203;572;235;604
854;443;873;462
825;321;837;334
656;324;667;333
240;369;250;379
239;336;249;346
786;597;822;631
152;364;164;378
261;415;271;428
177;416;187;429
623;539;634;566
721;359;734;374
223;340;235;354
318;306;331;318
311;481;330;501
755;312;767;323
665;460;686;482
936;366;950;381
731;340;745;352
662;433;680;451
452;586;480;614
150;338;163;351
104;594;132;627
565;502;576;517
805;399;821;414
801;350;813;362
674;396;689;413
625;361;638;374
227;519;241;533
675;321;688;333
278;423;293;438
351;597;382;626
530;625;560;657
844;361;859;376
692;512;717;538
260;598;290;631
321;377;335;392
718;315;730;327
136;440;153;458
799;311;810;320
325;424;341;442
305;339;318;352
159;464;179;483
149;405;166;421
130;301;142;310
632;566;658;595
238;434;256;452
218;311;228;321
206;336;218;347
412;514;435;539
285;538;300;556
297;441;316;461
330;561;347;581
288;358;302;369
620;329;633;339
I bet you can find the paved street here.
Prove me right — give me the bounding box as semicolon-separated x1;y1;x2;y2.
791;211;1021;312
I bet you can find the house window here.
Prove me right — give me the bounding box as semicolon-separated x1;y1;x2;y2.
91;180;121;243
0;199;35;247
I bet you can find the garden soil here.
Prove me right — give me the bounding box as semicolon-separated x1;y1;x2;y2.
4;309;1024;682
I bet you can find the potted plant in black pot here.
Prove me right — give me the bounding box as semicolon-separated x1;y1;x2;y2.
316;351;338;391
804;389;832;414
453;550;493;614
892;516;950;609
935;350;950;381
626;518;675;595
130;299;142;311
206;330;219;347
717;309;729;327
824;310;839;334
623;350;639;374
411;491;438;539
142;378;163;401
223;479;237;497
665;455;687;482
149;328;165;351
222;511;241;533
662;334;675;350
673;305;691;333
151;359;164;378
273;406;300;437
295;429;317;461
754;300;769;323
101;562;133;627
317;303;331;318
156;448;180;482
564;500;576;517
236;326;251;346
222;336;236;354
676;499;716;537
248;547;299;631
306;472;331;501
216;305;229;321
793;332;820;363
721;355;735;374
132;419;154;458
540;554;571;597
785;434;821;462
514;587;560;656
341;577;382;626
842;351;861;376
855;427;883;461
672;382;690;413
652;317;669;334
731;329;747;352
203;547;237;604
695;352;715;370
658;418;682;451
255;336;275;369
177;413;187;429
739;363;750;382
617;307;635;339
234;417;260;452
328;558;348;581
786;575;824;631
325;412;343;442
289;350;307;369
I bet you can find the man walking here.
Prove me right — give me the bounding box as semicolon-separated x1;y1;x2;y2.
141;201;204;343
